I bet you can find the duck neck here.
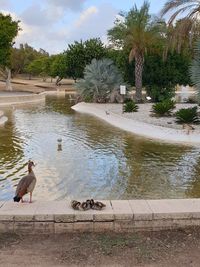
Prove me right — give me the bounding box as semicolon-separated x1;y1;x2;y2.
28;167;33;173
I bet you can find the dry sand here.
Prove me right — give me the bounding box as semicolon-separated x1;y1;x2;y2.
72;102;200;145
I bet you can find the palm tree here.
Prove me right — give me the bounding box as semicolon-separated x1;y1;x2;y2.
108;1;163;102
161;0;200;47
190;39;200;103
161;0;200;24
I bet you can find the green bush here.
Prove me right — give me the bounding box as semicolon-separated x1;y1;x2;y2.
146;85;175;102
152;99;176;116
123;100;138;113
176;106;199;123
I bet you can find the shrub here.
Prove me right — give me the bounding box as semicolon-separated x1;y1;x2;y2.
76;58;128;103
146;85;175;102
152;99;176;116
123;100;138;112
176;106;199;123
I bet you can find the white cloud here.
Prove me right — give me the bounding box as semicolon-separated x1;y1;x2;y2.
2;2;118;54
75;6;98;27
0;0;10;8
46;0;87;11
68;3;117;46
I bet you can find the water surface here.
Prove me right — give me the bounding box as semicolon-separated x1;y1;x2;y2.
0;95;200;201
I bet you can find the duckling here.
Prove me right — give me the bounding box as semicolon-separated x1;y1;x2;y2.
71;200;81;210
90;199;106;210
80;201;91;211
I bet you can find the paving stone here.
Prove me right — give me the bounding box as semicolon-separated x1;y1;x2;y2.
55;223;74;234
34;222;54;234
0;201;38;221
129;200;153;220
74;222;93;232
111;200;133;220
74;210;94;221
14;222;34;234
147;199;200;219
93;201;114;222
47;201;74;222
34;201;55;221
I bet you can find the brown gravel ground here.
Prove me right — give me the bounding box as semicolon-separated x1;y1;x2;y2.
0;227;200;266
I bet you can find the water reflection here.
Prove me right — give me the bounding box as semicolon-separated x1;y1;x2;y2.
0;94;200;201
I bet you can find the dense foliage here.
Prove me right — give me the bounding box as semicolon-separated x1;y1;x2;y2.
176;106;199;123
64;38;106;82
152;99;176;116
76;58;125;103
0;13;19;68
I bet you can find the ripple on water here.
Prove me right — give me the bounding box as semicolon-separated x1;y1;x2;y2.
0;95;200;201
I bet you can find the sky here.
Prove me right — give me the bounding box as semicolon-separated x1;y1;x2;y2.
1;0;166;54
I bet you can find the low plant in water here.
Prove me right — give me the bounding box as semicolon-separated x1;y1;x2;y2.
123;100;138;113
176;106;199;123
152;99;176;116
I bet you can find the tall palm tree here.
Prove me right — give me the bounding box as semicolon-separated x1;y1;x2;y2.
161;0;200;24
108;1;163;102
190;39;200;103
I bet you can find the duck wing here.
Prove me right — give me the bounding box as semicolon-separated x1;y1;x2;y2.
15;174;35;198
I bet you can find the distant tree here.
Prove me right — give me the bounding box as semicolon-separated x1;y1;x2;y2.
25;56;50;81
0;13;20;90
49;54;68;85
64;38;106;82
11;44;49;78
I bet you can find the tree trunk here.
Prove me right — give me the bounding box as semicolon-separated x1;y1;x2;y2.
135;53;144;102
5;67;12;91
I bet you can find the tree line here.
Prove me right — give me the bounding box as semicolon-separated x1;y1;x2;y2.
0;0;200;101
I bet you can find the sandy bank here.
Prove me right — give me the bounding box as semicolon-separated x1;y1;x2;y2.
72;102;200;145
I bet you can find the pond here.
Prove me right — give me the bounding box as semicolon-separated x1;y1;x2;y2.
0;94;200;201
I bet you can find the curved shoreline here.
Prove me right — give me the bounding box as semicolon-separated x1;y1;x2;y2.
0;92;46;106
72;102;200;145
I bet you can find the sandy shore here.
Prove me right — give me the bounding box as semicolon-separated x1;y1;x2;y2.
72;102;200;145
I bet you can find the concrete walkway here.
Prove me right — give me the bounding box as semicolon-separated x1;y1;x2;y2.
1;199;200;234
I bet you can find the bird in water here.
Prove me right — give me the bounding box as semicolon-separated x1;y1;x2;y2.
13;160;36;203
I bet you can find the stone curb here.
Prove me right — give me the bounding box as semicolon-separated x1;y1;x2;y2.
0;199;200;233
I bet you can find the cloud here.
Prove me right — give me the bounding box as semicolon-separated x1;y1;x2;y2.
46;0;87;11
68;3;117;45
75;6;98;27
4;2;118;54
20;3;63;26
0;0;10;8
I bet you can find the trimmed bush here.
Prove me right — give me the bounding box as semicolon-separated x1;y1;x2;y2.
152;99;176;116
123;100;138;113
176;106;199;123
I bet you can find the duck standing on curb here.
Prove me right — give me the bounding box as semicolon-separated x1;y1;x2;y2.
13;161;36;203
